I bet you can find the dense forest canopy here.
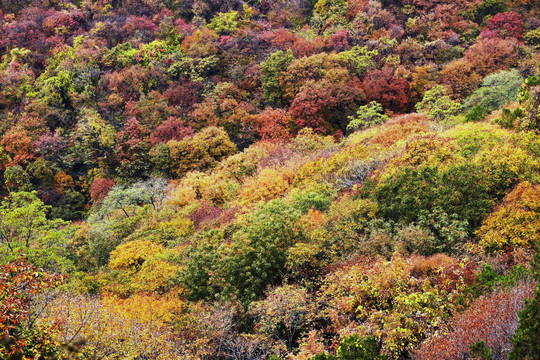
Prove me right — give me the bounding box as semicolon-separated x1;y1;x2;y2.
1;0;540;359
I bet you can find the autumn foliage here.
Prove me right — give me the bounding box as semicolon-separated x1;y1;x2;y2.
0;0;539;358
414;282;536;360
0;259;64;359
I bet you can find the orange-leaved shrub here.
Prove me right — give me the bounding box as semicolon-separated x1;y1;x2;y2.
371;113;429;147
413;281;536;360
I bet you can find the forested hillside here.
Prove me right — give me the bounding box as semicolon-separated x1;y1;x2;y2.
1;0;540;359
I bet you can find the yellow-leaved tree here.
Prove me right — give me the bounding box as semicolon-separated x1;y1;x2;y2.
478;181;540;254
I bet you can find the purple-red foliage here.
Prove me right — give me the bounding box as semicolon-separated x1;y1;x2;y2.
34;130;65;161
1;6;88;63
121;16;157;41
152;8;174;23
3;19;40;49
164;80;205;115
188;201;223;230
480;12;523;40
116;118;150;154
41;8;86;37
174;18;194;37
115;118;151;177
331;29;350;52
122;0;162;17
258;142;297;169
150;117;194;146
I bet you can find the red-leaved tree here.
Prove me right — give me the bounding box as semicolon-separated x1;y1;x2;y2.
0;259;64;360
363;67;411;113
480;12;523;40
89;177;115;204
290;81;365;135
115;118;151;179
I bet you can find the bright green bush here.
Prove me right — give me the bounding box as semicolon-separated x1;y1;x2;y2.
261;50;295;106
291;190;332;213
463;70;523;114
347;101;389;132
208;11;239;35
416;85;461;122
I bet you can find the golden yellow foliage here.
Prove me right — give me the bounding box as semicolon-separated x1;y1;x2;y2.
478;181;540;254
293;143;371;187
36;293;187;359
471;144;540;188
167;181;197;208
391;134;464;170
103;291;186;327
238;165;294;206
158;217;194;239
292;127;336;154
442;122;509;151
133;256;181;293
344;126;380;147
109;240;165;270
